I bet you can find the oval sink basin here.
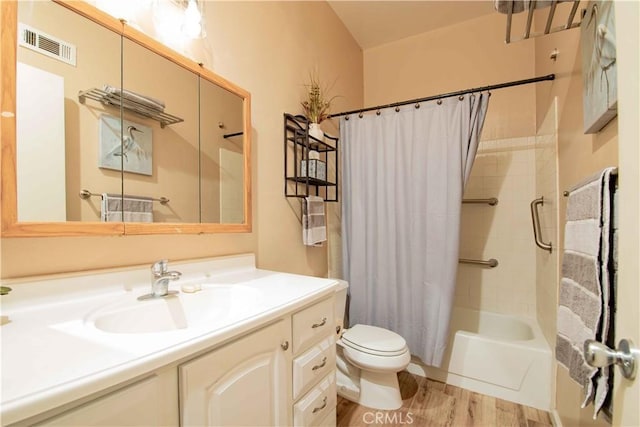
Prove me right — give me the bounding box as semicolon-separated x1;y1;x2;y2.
87;284;261;334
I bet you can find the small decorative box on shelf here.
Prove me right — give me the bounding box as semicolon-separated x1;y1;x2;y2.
300;158;326;182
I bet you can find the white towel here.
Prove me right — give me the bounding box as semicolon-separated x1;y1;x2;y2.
556;167;617;418
101;193;154;223
103;85;165;112
302;196;326;246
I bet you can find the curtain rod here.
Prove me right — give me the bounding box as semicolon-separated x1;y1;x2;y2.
328;74;555;119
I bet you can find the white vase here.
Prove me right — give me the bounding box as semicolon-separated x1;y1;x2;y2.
308;122;324;141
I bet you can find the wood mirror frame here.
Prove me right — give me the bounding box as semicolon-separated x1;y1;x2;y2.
0;0;252;237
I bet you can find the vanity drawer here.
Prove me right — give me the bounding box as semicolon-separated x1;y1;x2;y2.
293;335;336;400
293;297;334;353
293;374;336;427
317;408;337;427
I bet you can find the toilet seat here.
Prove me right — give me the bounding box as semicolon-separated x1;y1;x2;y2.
341;324;408;357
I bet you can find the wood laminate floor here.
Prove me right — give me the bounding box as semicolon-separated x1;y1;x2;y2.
336;371;553;427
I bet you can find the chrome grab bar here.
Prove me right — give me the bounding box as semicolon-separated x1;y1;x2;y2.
459;258;498;268
462;197;498;206
530;197;552;253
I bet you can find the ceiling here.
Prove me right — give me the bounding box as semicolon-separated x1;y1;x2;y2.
327;1;497;50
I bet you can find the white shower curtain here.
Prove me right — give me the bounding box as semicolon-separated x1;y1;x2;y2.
341;92;489;367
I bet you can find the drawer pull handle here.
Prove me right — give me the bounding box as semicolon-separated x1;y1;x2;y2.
312;396;328;414
312;317;327;329
281;340;289;351
312;357;327;371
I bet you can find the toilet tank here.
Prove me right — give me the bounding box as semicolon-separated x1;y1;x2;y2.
334;279;349;333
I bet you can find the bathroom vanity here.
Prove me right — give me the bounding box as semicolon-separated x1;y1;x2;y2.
0;254;338;426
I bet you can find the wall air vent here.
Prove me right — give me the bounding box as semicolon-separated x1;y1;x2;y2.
18;23;76;67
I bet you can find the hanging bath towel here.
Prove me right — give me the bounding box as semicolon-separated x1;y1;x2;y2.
556;167;617;418
101;193;154;223
302;196;326;246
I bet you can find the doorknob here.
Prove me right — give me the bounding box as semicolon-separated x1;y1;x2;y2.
584;339;638;380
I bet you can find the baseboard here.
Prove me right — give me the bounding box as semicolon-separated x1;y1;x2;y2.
550;409;563;427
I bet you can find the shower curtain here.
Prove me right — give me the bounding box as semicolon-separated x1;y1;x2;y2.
341;92;489;367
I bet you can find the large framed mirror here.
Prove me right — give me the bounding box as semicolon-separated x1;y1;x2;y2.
0;0;251;236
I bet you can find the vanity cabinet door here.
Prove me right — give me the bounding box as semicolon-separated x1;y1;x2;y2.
179;319;292;426
35;370;178;426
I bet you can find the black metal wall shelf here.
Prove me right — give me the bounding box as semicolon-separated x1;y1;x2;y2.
284;113;338;202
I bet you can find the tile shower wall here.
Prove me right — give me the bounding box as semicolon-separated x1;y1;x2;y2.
534;100;559;348
456;136;539;317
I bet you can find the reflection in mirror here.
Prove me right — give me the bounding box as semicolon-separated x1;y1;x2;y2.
122;38;199;223
3;0;251;235
200;78;245;224
16;0;122;222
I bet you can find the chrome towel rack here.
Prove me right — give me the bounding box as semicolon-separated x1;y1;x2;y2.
79;189;170;205
459;258;499;268
530;197;552;252
503;0;581;44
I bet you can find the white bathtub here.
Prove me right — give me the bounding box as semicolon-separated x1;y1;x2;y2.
409;307;553;410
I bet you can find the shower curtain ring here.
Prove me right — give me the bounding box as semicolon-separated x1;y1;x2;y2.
345;115;350;120
415;103;420;109
458;95;465;100
358;112;364;118
437;99;442;105
395;106;400;112
376;110;381;116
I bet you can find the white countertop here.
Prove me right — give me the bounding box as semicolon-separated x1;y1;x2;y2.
0;254;338;425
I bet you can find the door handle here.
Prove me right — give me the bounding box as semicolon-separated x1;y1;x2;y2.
584;339;638;380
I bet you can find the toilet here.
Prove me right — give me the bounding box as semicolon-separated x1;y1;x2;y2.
334;280;411;410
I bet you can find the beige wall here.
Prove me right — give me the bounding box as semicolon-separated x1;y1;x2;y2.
535;17;618;427
1;1;363;278
201;1;362;276
364;12;537;140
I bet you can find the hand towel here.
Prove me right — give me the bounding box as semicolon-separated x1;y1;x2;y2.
103;85;165;112
302;196;326;246
101;193;154;223
556;167;617;418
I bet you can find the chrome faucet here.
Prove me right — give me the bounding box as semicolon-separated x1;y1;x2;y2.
138;260;182;300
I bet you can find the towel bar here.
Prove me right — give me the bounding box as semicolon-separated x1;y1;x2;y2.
79;189;169;205
462;197;498;206
223;131;244;139
459;258;499;268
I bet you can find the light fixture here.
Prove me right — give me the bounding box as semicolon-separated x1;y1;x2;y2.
182;0;203;39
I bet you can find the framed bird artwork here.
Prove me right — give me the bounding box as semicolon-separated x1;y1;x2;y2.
580;0;617;134
99;114;153;175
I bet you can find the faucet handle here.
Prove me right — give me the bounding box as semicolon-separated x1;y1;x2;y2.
151;259;168;275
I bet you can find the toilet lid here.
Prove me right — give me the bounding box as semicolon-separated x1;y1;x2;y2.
341;324;408;356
